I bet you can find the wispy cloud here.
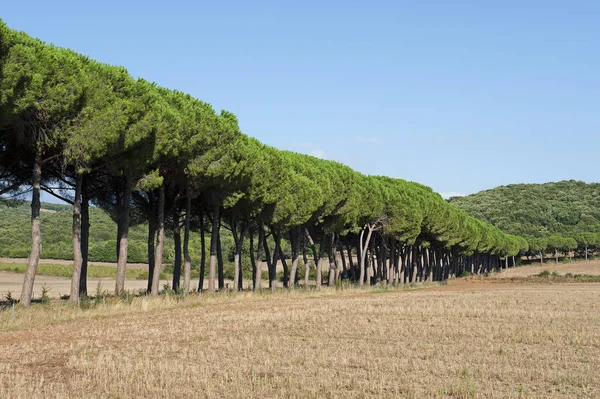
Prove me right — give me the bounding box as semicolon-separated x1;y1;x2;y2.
355;137;381;144
308;148;325;159
440;191;466;200
292;142;316;148
290;142;326;159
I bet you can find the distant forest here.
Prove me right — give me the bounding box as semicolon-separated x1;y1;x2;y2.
450;180;600;260
0;200;245;265
449;180;600;237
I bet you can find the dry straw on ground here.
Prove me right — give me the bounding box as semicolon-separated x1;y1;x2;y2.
1;280;599;398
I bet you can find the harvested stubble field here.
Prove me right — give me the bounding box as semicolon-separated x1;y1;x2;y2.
1;279;600;398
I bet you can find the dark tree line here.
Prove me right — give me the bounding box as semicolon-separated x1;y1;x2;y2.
0;21;528;306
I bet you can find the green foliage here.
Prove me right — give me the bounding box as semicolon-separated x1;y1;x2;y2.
450;181;600;237
0;19;530;292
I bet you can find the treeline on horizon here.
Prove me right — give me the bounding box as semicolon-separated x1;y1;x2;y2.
0;20;528;307
450;180;600;262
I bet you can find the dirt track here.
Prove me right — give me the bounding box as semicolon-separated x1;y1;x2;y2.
0;257;149;270
0;272;168;299
1;258;599;300
495;259;600;278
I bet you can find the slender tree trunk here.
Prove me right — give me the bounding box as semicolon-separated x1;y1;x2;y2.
427;247;433;282
388;239;395;285
304;228;318;287
172;211;182;291
585;245;588;261
254;225;264;290
393;243;400;286
271;232;281;291
183;192;192;292
411;246;419;283
303;234;310;287
359;227;375;287
115;190;123;262
217;230;224;289
346;242;355;282
376;236;384;284
328;234;337;286
198;210;206;292
401;247;408;284
249;230;256;289
339;239;347;279
316;233;326;289
555;249;559;264
79;191;90;296
280;247;289;288
151;184;165;296
289;229;300;287
146;214;156;293
208;202;219;292
263;232;272;287
233;223;246;292
21;152;42;307
369;242;376;285
115;177;132;296
70;174;83;302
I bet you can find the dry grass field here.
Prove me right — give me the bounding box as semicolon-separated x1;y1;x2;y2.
1;277;599;398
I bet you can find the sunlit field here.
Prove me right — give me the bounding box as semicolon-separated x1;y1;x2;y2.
1;277;599;398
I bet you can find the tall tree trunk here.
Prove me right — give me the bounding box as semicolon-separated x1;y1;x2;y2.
388;239;395;286
233;223;246;292
328;234;337;286
20;152;42;307
393;243;400;286
270;232;281;291
304;228;318;287
346;242;355;282
339;238;347;279
146;213;156;293
401;246;408;284
172;211;182;290
198;211;206;292
217;230;224;290
208;202;219;292
79;190;90;296
249;230;256;289
263;232;272;288
151;184;165;296
280;247;289;288
303;234;310;287
366;240;377;285
359;227;375;287
254;225;264;290
183;192;192;292
411;245;419;283
115;190;122;262
555;249;559;264
316;233;326;289
289;229;300;287
115;177;132;296
70;174;83;302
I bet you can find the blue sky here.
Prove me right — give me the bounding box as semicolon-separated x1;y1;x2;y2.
2;1;599;200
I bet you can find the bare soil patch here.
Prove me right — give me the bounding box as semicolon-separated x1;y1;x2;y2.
495;259;600;278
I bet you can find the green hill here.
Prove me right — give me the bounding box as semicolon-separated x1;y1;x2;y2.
0;201;214;264
449;180;600;238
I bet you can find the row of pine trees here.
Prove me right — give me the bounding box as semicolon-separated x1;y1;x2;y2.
0;21;528;306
